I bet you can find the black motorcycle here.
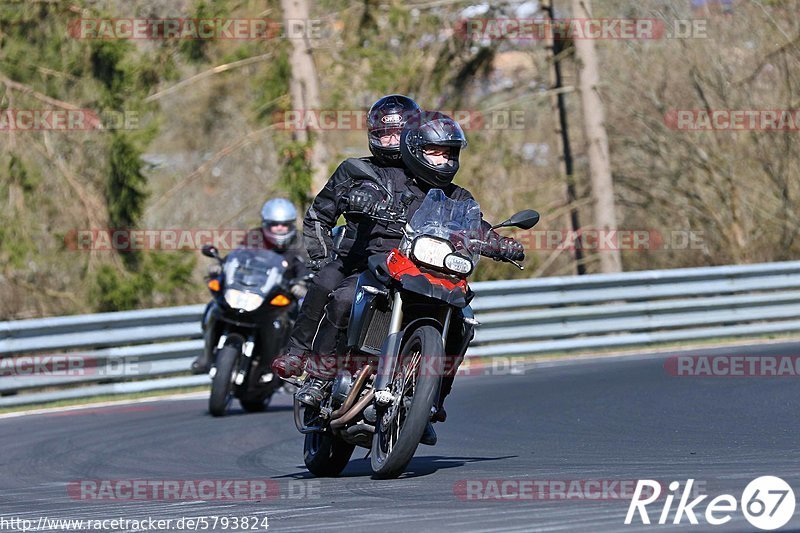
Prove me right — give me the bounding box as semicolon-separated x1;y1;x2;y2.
201;244;301;416
286;189;539;478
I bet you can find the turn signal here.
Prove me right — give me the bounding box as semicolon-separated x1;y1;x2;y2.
270;294;291;306
207;279;221;292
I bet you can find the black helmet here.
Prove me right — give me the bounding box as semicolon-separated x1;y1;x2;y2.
400;111;467;188
367;94;420;164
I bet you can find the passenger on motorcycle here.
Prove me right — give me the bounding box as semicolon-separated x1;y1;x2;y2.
271;94;420;377
276;111;524;445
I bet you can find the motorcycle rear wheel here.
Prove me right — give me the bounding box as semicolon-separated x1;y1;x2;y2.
303;408;355;477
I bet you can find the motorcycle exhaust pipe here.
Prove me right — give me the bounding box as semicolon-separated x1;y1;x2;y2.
345;422;375;435
331;364;372;419
330;390;374;429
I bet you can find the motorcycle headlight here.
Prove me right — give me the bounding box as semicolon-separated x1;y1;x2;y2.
411;236;455;269
224;289;264;312
444;253;473;275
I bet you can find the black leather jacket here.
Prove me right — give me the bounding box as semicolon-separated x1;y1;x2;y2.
303;157;499;264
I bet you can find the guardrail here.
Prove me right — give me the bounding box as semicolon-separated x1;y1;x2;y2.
2;260;800;407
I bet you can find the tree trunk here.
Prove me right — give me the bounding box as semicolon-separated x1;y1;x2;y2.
280;0;328;194
571;0;622;272
542;0;585;275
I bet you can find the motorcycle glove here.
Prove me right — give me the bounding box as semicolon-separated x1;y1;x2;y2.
345;189;380;216
501;237;525;261
290;282;308;299
306;256;333;272
484;232;525;262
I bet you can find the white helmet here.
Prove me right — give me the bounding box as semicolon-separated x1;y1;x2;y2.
260;198;297;250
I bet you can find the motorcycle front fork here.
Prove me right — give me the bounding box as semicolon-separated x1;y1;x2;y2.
387;292;453;344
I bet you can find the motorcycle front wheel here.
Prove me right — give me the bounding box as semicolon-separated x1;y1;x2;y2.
209;344;240;417
371;325;443;479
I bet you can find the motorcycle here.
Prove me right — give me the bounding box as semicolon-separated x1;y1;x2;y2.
284;189;539;478
201;244;303;416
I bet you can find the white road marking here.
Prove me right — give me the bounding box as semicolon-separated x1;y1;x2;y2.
0;391;207;420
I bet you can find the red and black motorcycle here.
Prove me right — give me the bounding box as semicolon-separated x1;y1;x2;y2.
286;189;539;478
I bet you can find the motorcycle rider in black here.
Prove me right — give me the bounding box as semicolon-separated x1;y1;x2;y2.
272;94;420;377
277;111;524;445
191;198;308;374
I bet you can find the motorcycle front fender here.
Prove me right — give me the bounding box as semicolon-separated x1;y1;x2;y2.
374;317;444;391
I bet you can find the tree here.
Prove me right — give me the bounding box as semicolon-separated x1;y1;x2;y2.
572;0;622;272
542;0;586;275
280;0;328;194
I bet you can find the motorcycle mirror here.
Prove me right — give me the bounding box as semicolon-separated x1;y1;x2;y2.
492;209;540;230
201;244;221;260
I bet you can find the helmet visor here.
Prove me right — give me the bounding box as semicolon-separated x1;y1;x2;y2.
422;145;457;168
368;127;403;148
263;221;292;235
418;117;468;148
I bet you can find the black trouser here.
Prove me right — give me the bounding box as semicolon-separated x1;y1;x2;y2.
289;253;474;391
284;256;364;364
304;272;361;378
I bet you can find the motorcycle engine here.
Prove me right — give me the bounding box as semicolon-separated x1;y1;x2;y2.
330;370;353;404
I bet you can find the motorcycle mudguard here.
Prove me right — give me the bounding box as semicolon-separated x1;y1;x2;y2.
203;300;223;362
374;317;444;391
398;274;468;308
452;305;476;359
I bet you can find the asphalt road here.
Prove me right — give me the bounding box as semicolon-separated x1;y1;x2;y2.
2;341;800;532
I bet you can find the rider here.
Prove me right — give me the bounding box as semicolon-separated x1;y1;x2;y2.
191;198;308;374
280;111;525;444
271;94;420;377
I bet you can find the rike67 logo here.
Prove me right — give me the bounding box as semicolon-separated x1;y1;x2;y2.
625;477;796;530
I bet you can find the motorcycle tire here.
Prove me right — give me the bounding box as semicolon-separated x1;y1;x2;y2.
371;325;443;479
209;345;240;417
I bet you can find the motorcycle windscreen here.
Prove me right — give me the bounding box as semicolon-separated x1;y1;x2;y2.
399;188;483;266
223;248;286;297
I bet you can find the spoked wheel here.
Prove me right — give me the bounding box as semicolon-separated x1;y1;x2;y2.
371;326;443;479
208;343;241;417
303;407;355;477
